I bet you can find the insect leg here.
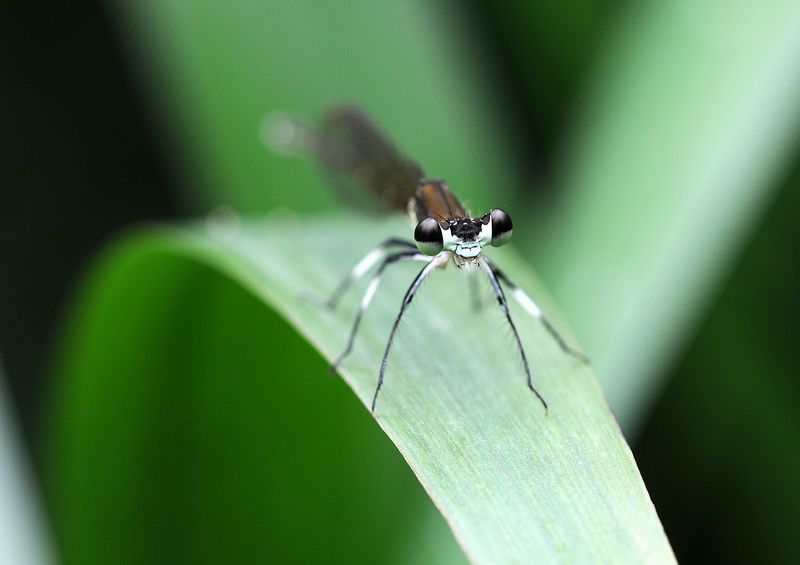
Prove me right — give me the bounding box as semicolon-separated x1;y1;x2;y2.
372;252;449;413
487;259;589;365
479;257;548;413
330;247;430;375
326;238;417;308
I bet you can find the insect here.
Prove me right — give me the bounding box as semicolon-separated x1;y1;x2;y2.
269;105;587;413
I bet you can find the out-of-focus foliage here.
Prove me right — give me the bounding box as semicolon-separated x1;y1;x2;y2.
0;362;56;564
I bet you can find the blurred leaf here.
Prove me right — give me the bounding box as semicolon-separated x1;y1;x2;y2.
467;0;607;158
634;164;800;563
46;217;674;563
532;1;800;431
0;360;56;565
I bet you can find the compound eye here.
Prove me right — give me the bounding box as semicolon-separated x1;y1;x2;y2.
490;209;513;247
414;217;444;255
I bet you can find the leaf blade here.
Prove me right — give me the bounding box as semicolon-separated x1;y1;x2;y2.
179;215;676;563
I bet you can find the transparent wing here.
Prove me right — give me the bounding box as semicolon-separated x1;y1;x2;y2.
269;104;424;214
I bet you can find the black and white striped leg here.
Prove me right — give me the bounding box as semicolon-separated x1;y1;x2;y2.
326;238;417;309
372;252;450;413
330;246;430;376
479;257;548;413
488;259;589;365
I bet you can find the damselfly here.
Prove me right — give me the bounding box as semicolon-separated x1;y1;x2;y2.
269;105;587;413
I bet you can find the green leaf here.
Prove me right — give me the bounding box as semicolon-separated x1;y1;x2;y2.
46;216;674;564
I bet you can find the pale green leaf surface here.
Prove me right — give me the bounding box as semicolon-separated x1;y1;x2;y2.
51;216;674;563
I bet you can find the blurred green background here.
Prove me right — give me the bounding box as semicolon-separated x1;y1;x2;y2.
2;0;800;563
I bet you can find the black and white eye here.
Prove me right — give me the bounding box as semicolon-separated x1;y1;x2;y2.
414;217;444;255
489;209;513;247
